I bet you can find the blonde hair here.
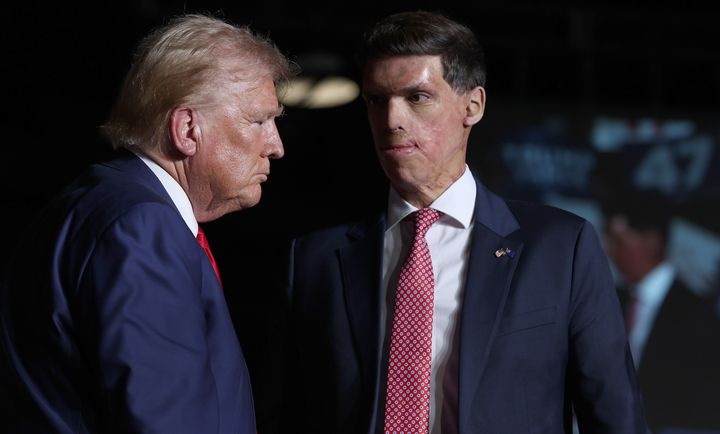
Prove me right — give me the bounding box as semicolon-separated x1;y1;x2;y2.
101;14;295;152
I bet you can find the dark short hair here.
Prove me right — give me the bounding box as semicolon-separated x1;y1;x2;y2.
602;190;673;242
359;10;486;92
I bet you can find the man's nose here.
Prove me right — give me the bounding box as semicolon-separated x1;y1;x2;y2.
264;120;284;159
385;99;406;132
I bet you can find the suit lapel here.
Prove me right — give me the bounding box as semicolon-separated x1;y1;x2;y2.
458;179;523;431
335;178;525;430
338;215;386;394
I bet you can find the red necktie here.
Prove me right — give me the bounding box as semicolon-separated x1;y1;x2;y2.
384;208;442;434
196;226;222;288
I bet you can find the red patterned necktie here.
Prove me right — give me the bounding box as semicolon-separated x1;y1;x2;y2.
196;226;222;288
384;208;442;434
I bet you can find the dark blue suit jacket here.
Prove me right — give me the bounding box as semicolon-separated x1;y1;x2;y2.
0;153;255;433
619;280;720;432
285;177;648;433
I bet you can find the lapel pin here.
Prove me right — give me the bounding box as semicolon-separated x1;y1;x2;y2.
494;247;514;258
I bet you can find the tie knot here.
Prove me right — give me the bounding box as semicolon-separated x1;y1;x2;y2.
414;208;442;238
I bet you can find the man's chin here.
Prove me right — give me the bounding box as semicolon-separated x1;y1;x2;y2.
200;192;262;221
382;165;420;188
233;188;263;211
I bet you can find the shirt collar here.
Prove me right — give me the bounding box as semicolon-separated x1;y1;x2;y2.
386;165;476;231
135;152;199;236
634;261;676;307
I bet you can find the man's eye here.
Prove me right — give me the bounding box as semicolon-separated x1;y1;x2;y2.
409;93;430;103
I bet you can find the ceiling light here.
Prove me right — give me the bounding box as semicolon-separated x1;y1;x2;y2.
281;76;360;109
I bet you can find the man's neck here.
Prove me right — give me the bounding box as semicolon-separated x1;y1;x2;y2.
393;167;467;209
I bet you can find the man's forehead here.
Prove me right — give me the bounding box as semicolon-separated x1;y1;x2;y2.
238;78;283;115
363;55;444;89
365;54;442;73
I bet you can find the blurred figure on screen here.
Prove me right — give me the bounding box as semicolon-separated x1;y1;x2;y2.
603;190;720;433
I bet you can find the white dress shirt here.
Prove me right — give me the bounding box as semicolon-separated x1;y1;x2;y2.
627;261;676;366
136;153;198;236
381;165;476;434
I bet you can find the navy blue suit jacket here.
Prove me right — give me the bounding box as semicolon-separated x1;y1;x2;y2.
0;153;255;433
285;177;648;433
619;280;720;432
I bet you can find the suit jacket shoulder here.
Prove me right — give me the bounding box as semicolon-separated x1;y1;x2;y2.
1;152;255;434
505;198;589;239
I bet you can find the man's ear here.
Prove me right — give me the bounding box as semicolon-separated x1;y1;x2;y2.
463;86;486;127
169;107;200;157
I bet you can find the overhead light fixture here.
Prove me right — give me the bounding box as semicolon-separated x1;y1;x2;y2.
279;51;360;109
281;76;359;109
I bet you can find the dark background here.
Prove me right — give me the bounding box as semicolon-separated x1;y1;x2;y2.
2;1;720;430
4;1;719;266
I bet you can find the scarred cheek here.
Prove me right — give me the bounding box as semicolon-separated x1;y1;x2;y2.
426;117;449;136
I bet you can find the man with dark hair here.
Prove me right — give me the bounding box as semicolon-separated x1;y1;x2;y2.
283;10;647;434
0;14;293;434
604;191;720;433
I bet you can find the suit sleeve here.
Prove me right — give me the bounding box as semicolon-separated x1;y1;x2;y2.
78;204;221;433
567;221;650;434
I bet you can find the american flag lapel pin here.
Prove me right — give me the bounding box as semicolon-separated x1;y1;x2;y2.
494;247;514;258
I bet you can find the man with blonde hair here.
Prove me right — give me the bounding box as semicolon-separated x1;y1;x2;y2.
0;14;293;433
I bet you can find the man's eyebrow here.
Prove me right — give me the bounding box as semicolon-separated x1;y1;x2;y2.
259;104;284;119
401;84;433;94
364;80;432;95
